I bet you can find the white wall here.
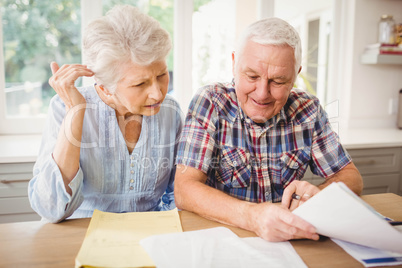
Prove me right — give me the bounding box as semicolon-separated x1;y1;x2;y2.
347;0;402;129
274;0;331;20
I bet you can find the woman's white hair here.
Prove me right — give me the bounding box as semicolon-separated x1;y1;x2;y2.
83;5;171;93
236;17;301;75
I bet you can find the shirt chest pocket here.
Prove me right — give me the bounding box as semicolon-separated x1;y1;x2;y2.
280;149;311;187
217;146;251;188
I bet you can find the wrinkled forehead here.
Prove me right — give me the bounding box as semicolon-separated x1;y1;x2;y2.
237;41;296;76
118;60;168;84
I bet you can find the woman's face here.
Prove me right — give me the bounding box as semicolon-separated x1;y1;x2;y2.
111;60;169;117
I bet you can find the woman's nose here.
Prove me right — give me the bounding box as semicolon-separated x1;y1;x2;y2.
148;82;163;100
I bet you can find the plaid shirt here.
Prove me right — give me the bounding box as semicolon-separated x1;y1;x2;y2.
176;81;351;203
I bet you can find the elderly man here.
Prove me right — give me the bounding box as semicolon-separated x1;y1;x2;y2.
174;17;363;242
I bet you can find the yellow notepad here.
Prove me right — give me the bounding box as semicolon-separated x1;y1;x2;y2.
75;208;183;268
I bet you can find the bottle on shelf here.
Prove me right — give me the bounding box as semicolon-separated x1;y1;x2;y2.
378;14;396;45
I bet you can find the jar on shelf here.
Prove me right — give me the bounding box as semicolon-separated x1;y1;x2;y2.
378;14;396;44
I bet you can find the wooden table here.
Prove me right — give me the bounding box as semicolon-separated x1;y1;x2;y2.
0;193;401;268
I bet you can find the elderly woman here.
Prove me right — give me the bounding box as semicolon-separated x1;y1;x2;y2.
28;5;182;223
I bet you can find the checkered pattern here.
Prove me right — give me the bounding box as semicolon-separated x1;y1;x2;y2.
176;81;351;203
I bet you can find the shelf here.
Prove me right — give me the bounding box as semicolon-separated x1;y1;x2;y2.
361;53;402;65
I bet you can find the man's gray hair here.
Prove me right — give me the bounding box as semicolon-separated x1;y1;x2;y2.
83;5;171;93
236;17;301;75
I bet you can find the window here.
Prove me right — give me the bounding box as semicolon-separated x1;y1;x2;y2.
0;0;81;134
192;0;233;93
274;0;333;104
0;0;337;134
174;0;261;110
0;0;175;134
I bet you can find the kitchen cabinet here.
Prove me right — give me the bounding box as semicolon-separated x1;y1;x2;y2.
0;162;40;223
1;136;402;223
303;147;401;195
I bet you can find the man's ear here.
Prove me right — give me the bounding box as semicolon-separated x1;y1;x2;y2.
231;51;236;77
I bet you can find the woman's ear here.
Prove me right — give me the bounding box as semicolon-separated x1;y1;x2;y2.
95;84;114;106
97;84;113;98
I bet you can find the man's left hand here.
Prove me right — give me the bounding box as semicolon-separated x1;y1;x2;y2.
281;181;320;211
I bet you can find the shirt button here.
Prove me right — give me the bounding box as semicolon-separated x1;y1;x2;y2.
130;163;134;167
130;170;134;174
129;186;134;190
130;179;134;183
291;162;299;168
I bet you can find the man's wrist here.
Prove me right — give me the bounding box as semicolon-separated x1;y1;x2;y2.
239;201;259;232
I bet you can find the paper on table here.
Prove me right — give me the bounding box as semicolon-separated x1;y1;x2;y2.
75;208;183;268
292;182;402;254
140;227;307;268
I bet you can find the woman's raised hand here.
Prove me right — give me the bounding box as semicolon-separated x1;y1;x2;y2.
48;62;94;110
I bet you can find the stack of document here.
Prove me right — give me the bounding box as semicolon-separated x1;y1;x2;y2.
332;237;402;267
293;182;402;266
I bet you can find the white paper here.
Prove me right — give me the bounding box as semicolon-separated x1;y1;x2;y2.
140;227;307;268
241;237;307;268
292;182;402;254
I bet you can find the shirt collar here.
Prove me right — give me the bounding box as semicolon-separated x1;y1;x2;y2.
237;107;286;135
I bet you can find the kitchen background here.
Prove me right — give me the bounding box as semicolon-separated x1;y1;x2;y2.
0;0;402;223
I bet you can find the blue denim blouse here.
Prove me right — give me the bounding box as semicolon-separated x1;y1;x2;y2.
28;85;183;223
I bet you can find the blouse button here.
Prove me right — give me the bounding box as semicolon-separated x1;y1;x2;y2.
130;170;134;174
130;179;134;183
129;186;134;190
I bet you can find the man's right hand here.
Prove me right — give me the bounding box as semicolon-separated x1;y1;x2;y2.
48;62;94;110
245;201;319;242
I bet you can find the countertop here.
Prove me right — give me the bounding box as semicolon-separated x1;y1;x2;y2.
0;134;42;163
1;128;402;163
338;128;402;149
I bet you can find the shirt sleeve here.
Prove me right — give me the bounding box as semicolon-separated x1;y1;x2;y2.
175;90;218;174
159;166;176;211
28;96;85;223
309;103;352;178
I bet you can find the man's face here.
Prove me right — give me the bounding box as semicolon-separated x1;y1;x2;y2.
232;41;299;123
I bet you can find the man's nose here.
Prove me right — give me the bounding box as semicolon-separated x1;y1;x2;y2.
254;79;270;100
